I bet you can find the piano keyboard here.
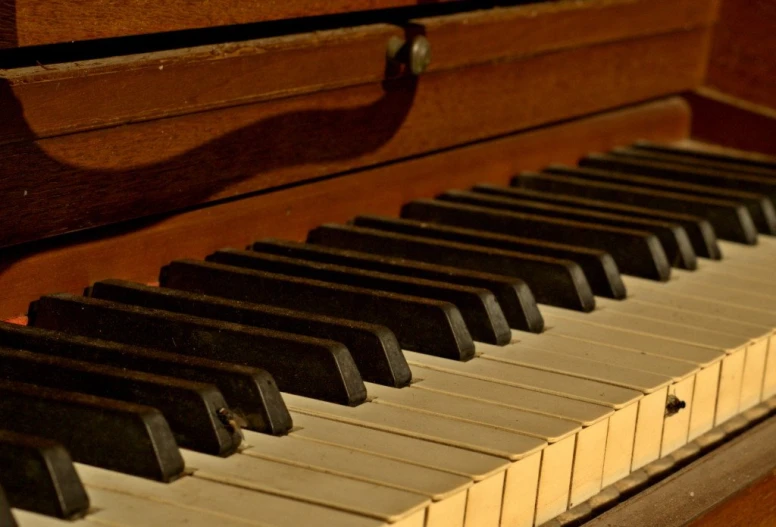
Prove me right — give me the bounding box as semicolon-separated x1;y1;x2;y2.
3;141;776;527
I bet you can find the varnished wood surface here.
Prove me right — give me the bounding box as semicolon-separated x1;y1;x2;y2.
0;97;691;319
685;88;776;156
690;471;776;527
705;0;776;110
0;0;461;48
0;28;710;248
0;0;718;145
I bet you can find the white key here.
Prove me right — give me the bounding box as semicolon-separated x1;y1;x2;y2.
78;463;390;527
285;394;544;527
240;432;471;527
541;309;727;436
290;410;521;527
13;510;73;527
403;349;643;497
182;450;430;523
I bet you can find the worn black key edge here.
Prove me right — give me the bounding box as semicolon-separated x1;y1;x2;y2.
0;430;89;519
88;279;412;389
472;182;722;260
437;189;697;271
400;199;672;282
30;294;367;407
250;238;546;333
512;171;759;245
0;379;184;482
208;249;512;346
0;345;240;457
160;259;475;362
308;223;597;312
0;321;291;436
350;214;627;300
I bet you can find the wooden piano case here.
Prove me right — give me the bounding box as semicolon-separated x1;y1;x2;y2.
1;0;775;524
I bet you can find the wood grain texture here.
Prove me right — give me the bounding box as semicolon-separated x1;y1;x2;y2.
704;0;776;110
0;0;460;48
0;96;691;319
686;88;776;156
0;28;711;249
0;0;718;145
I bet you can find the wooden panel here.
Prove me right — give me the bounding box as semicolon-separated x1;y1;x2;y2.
704;0;776;110
686;88;776;156
0;96;691;318
690;470;776;527
416;0;718;73
0;0;461;48
0;28;710;249
0;0;718;145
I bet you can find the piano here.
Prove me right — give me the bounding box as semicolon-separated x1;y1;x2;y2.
1;0;775;525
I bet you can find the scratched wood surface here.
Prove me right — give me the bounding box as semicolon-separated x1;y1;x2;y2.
0;27;710;249
0;0;462;48
0;97;691;319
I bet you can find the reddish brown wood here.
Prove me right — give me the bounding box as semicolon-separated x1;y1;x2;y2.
0;0;718;145
0;96;691;319
686;88;776;156
690;470;776;527
0;28;710;249
704;0;776;110
417;0;718;73
0;0;461;48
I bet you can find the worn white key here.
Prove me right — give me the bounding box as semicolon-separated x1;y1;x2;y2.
365;383;579;523
288;413;511;527
511;331;699;381
625;275;776;409
541;310;728;434
596;295;772;412
404;349;642;494
286;394;544;527
241;431;470;527
78;464;391;527
182;450;429;523
13;510;72;527
374;369;607;510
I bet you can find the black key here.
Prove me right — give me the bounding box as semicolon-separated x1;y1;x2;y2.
209;249;511;346
0;379;184;482
437;189;697;270
0;485;16;527
160;259;474;361
401;199;671;281
0;321;291;435
571;157;776;235
632;141;776;174
250;238;545;332
512;171;758;245
308;223;596;311
620;145;776;177
351;215;625;300
29;294;366;406
472;183;721;260
88;279;411;388
0;346;240;456
0;430;89;519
